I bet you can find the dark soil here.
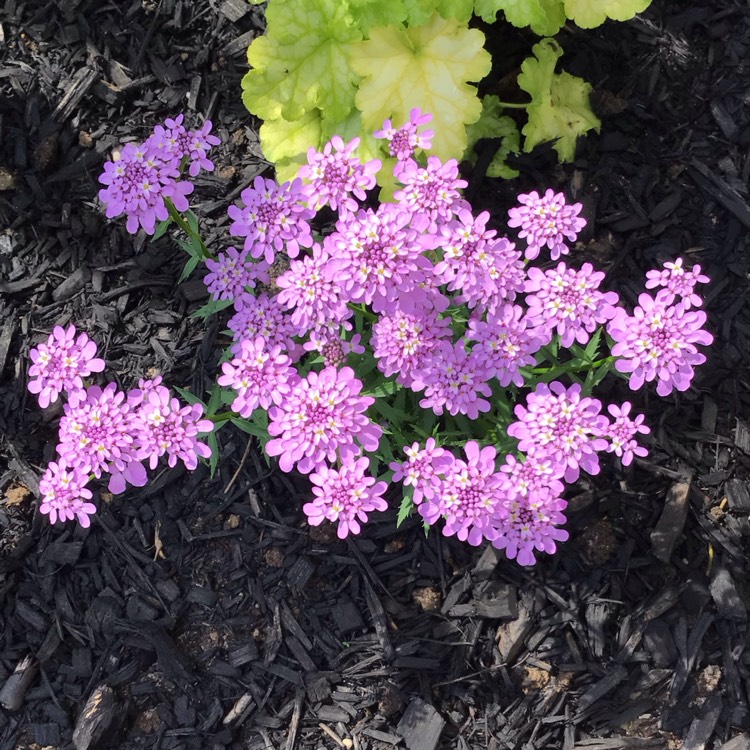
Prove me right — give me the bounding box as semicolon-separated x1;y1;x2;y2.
2;1;750;748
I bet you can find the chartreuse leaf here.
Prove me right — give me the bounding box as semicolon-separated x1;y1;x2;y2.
259;109;323;183
347;0;408;32
242;0;362;123
474;0;566;36
517;38;600;162
464;95;520;179
349;14;491;161
564;0;652;28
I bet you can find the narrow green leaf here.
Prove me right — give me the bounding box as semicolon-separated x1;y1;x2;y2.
153;219;171;240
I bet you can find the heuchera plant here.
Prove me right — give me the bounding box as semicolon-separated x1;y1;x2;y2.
240;0;652;183
29;110;712;567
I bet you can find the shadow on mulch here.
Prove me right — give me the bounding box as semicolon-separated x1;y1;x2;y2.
1;0;750;748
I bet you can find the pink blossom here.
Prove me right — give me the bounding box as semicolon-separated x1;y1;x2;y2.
507;381;609;483
265;366;382;474
607;293;713;396
389;438;454;504
418;441;502;546
303;456;388;538
228;292;300;357
302;326;365;368
605;402;650;465
644;258;710;309
410;341;493;419
507;189;586;261
39;460;97;528
228;176;315;264
217;337;295;418
393;156;469;231
204;246;269;301
28;325;105;408
145;114;221;177
524;262;619;348
467;304;545;387
299;135;381;214
374;108;434;160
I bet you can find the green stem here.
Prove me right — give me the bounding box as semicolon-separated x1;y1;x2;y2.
494;100;530;110
165;198;211;259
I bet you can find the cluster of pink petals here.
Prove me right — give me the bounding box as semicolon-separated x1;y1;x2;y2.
374;108;434;161
389;438;453;505
304;456;388;539
371;307;452;388
605;403;650;465
645;257;710;309
299;135;381;215
507;189;586;261
432;209;526;311
393;156;469;231
28;325;105;408
228;176;315;264
302;326;365;368
411;341;494;419
265;366;382;474
228;293;300;359
217;337;295;417
525;262;620;348
608;293;713;397
508;381;609;483
467;304;545;387
39;460;97;528
99;115;220;235
203;246;270;301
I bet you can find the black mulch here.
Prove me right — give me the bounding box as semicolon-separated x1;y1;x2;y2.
2;0;750;748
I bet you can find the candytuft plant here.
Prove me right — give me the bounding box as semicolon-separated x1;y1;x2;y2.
241;0;653;182
29;110;711;567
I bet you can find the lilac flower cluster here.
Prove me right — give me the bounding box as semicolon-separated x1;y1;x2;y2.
90;110;715;562
28;327;214;528
99;113;220;234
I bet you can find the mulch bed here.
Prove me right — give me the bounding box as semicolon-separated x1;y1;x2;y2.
2;0;750;748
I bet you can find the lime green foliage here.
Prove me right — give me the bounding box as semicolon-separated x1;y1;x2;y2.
517;38;601;162
241;0;649;180
465;96;520;179
349;16;491;160
564;0;652;28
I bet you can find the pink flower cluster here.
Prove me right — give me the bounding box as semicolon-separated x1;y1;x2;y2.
98;113;220;234
28;327;214;528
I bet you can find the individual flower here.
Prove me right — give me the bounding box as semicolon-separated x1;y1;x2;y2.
418;441;503;546
203;246;269;301
325;203;433;312
135;388;214;471
303;456;388;538
28;325;105;408
274;243;351;334
389;438;454;504
432;208;526;311
98;142;193;234
524;262;619;348
56;382;140;484
607;293;713;397
228;292;300;357
265;366;382;474
507;381;609;483
644;258;710;309
374;108;434;160
507;189;586;261
371;307;452;388
605;402;650;465
467;304;545;387
302;326;364;368
217;337;295;418
410;341;494;420
228;176;315;264
299;135;381;214
393;156;469;231
39;460;97;528
184;120;221;176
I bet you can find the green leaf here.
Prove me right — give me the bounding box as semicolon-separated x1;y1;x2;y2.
173;386;205;408
206;431;219;477
191;297;233;320
349;14;491;161
518;38;601;162
241;0;362;123
178;254;202;284
564;0;651;28
397;487;415;527
474;0;565;35
401;0;473;25
582;326;603;363
152;219;171;240
464;95;521;179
